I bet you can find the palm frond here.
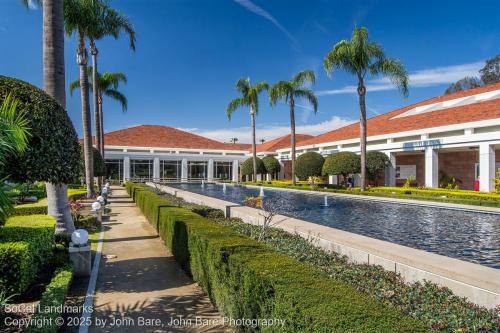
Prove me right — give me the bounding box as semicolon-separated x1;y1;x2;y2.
369;58;409;97
103;89;128;112
226;97;247;120
294;89;318;113
0;93;30;163
101;72;127;90
235;78;250;96
94;5;136;50
292;70;316;87
324;40;357;76
68;79;81;96
269;81;291;106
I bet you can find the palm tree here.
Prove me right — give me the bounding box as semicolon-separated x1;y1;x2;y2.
23;0;76;233
227;79;268;182
69;67;128;134
87;3;135;165
230;137;239;144
64;0;102;198
0;94;30;223
324;27;409;190
269;70;318;185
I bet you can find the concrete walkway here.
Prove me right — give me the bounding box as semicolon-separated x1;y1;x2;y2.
89;187;231;333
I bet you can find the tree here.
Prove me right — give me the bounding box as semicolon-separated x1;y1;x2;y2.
227;79;269;181
444;76;482;95
479;55;500;85
70;68;128;183
0;94;30;225
80;146;105;179
324;27;408;191
262;156;281;179
294;152;324;180
0;76;81;233
240;157;266;180
86;2;135;165
22;0;77;233
269;70;318;185
322;152;360;186
366;151;390;184
64;0;101;197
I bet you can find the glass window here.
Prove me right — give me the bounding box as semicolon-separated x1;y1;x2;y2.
188;161;207;179
160;160;181;180
131;159;153;180
214;161;232;180
105;159;123;182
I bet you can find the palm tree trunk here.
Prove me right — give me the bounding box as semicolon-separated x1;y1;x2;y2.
290;96;296;185
77;32;95;198
99;94;105;184
90;39;102;192
250;106;257;182
358;79;367;191
42;0;75;234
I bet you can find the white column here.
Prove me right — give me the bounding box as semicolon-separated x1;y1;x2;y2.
385;152;396;187
328;175;337;185
266;174;272;181
479;143;495;192
123;156;130;182
232;159;239;182
207;159;214;182
425;147;439;188
153;157;160;181
181;158;188;182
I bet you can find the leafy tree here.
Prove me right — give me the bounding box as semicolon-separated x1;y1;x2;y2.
269;71;318;185
295;152;324;180
324;27;408;190
241;157;266;179
262;156;281;179
0;76;81;232
322;152;360;185
21;0;76;233
479;55;500;85
444;76;482;95
0;94;30;224
80;146;105;179
227;79;269;181
366;151;390;182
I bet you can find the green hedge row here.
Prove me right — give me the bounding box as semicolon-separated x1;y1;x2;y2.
0;215;56;294
25;265;73;333
125;182;426;332
12;188;88;216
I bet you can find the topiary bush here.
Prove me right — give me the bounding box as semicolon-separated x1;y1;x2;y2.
322;152;360;182
262;156;281;177
0;76;80;184
240;157;266;176
294;152;324;180
366;151;391;183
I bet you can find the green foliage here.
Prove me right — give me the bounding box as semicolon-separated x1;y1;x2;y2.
294;152;324;179
262;156;281;175
495;168;500;193
12;188;87;216
403;175;415;189
240;157;266;176
25;265;73;333
0;215;56;294
0;76;81;184
226;79;269;119
366;151;390;181
322;152;360;179
269;70;318;113
164;191;499;332
444;76;482;95
479;54;500;85
80;145;105;177
439;171;461;189
128;183;426;332
74;214;99;231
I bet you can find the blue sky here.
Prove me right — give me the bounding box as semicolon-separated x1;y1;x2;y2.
1;0;499;143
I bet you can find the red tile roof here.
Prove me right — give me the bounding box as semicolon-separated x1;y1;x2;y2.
295;83;500;148
256;134;314;152
100;125;251;151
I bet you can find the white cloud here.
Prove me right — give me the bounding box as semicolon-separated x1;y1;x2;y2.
27;0;38;10
180;116;354;143
233;0;298;48
316;61;484;96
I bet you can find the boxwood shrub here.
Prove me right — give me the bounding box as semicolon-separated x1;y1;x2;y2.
25;265;73;333
126;182;426;332
12;188;88;216
0;215;56;294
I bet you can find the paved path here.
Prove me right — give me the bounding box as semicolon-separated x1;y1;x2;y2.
89;187;231;333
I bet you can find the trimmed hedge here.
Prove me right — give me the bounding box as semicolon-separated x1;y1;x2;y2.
25;265;73;333
0;242;35;294
126;182;426;332
12;188;87;216
294;152;324;179
0;215;56;294
240;157;266;176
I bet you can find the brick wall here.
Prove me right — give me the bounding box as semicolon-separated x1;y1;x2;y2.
395;154;425;186
438;151;478;190
283;161;293;180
